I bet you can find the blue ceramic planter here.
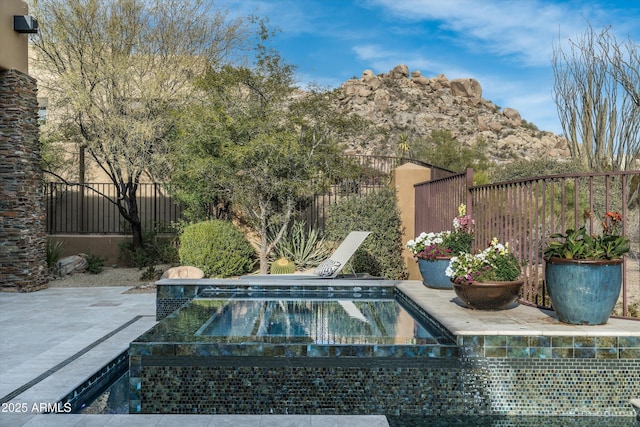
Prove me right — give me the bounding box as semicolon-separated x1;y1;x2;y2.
417;258;453;289
545;258;623;325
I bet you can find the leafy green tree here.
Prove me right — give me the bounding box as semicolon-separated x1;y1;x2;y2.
31;0;255;248
412;130;491;176
170;31;365;273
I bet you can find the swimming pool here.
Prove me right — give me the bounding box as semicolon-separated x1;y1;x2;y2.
129;279;640;417
129;287;459;414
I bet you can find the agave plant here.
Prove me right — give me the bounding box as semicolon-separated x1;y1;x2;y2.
269;221;331;269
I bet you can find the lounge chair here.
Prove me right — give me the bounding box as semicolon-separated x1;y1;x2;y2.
249;231;372;279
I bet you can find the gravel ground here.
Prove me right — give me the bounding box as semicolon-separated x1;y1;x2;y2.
46;266;166;293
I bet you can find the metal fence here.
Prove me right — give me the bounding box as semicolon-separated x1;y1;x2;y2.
296;155;454;230
44;182;184;234
44;156;451;234
415;169;640;319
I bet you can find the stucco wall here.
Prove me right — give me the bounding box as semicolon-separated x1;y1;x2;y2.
0;0;29;74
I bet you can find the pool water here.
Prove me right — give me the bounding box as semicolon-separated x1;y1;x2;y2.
135;294;455;349
193;297;440;344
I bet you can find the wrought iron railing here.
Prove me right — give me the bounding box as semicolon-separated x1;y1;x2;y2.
415;169;640;319
44;182;184;234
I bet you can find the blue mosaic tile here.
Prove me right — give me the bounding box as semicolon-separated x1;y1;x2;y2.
485;347;507;358
551;348;574;358
551;337;574;348
620;348;640;358
619;336;640;348
507;336;529;348
574;347;596;358
529;347;553;359
574;337;596;348
151;343;176;356
307;345;330;357
506;347;530;358
596;348;619;359
461;336;485;347
129;344;151;356
596;336;618;349
129;376;141;400
529;336;551;347
484;336;507;347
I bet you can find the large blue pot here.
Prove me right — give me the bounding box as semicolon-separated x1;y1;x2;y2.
418;258;452;289
545;258;623;325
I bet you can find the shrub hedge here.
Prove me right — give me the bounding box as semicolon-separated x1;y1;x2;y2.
178;220;256;277
325;188;408;280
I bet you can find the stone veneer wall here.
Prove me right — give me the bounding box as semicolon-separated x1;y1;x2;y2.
0;69;48;291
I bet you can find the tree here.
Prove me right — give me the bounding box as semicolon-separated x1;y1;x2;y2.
552;24;640;171
31;0;255;248
170;32;365;273
412;129;491;175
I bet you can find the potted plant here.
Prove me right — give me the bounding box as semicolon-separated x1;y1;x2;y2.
406;204;474;288
543;211;630;325
446;238;523;310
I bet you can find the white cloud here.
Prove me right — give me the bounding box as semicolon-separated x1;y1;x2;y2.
367;0;634;67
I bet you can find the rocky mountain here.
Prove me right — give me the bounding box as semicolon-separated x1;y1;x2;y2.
336;64;570;164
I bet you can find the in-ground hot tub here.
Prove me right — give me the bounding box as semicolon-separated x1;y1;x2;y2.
130;280;459;414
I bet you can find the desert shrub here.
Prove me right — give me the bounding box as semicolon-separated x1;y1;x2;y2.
269;220;330;269
490;158;585;182
84;254;105;274
46;238;65;269
118;232;179;268
325;188;408;280
178;220;256;277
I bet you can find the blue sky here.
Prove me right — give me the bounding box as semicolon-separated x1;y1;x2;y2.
218;0;640;135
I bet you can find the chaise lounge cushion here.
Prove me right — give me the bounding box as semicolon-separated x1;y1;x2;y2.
314;259;342;277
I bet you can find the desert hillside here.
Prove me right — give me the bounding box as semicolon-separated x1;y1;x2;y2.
335;64;569;165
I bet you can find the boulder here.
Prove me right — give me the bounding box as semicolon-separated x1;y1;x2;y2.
503;107;521;122
411;71;430;86
389;64;409;79
161;266;205;279
450;78;482;98
58;255;88;276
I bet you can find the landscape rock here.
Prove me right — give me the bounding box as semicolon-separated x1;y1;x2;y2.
450;78;482;98
160;266;205;279
58;255;88;276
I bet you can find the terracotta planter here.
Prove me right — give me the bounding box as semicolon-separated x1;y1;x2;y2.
417;257;452;289
545;257;623;325
452;279;523;310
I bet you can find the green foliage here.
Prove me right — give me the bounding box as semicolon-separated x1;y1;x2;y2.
32;0;260;250
544;222;630;260
269;221;330;269
84;254;105;274
46;239;66;269
140;266;159;281
270;257;296;274
178;220;256;277
490;158;585;182
325;188;408;279
118;232;179;268
412;130;491;175
170;43;368;273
